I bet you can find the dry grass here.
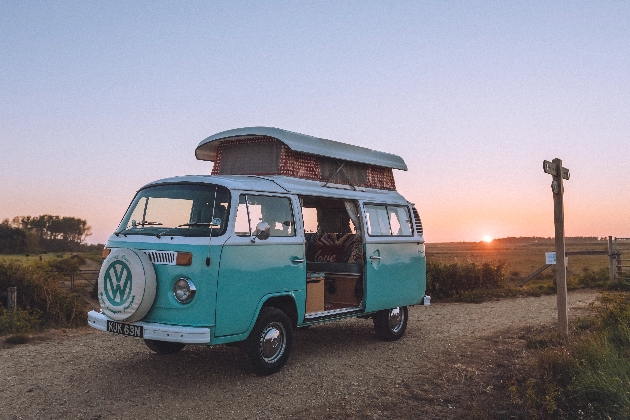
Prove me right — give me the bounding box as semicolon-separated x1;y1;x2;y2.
0;253;61;263
426;239;623;283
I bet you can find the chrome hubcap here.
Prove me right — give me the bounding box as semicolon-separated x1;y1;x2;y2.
260;322;286;363
389;307;405;333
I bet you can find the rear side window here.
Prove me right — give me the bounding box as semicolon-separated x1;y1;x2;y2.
364;204;412;236
235;194;295;237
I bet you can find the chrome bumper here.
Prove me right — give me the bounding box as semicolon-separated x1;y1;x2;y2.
87;310;211;344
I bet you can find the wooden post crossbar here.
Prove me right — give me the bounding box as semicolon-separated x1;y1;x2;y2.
518;264;552;287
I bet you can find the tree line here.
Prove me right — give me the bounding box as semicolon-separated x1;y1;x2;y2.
0;215;92;253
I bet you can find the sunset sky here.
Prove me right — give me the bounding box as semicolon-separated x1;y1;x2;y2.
2;2;629;244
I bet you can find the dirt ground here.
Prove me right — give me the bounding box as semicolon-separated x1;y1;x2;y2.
0;289;598;419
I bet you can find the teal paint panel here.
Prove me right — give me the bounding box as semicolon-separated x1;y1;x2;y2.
106;240;222;327
215;241;305;337
364;242;426;312
293;288;307;324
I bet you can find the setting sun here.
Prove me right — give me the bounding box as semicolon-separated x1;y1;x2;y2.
483;235;493;243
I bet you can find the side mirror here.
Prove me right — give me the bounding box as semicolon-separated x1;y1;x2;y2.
252;222;270;242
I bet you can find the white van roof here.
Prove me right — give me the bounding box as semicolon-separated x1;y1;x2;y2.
145;175;410;204
195;127;407;171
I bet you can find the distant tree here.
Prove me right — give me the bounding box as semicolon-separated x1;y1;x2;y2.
0;219;27;254
10;215;92;252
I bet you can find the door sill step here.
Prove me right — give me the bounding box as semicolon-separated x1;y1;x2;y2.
304;306;363;321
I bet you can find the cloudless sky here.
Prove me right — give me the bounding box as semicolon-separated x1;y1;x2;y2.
1;1;629;244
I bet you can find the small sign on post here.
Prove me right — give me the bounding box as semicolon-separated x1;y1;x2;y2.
545;252;568;266
545;252;556;265
543;158;570;338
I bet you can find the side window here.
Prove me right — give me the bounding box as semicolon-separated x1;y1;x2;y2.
364;205;390;236
235;194;295;237
364;204;412;236
388;206;413;236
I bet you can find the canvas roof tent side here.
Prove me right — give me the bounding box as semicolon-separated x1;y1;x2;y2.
195;127;407;191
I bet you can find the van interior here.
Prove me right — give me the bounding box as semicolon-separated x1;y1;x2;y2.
301;196;365;319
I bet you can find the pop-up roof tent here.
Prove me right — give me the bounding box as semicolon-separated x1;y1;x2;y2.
195;127;407;191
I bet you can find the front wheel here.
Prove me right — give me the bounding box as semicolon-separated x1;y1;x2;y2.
373;306;408;341
244;307;293;376
144;339;186;354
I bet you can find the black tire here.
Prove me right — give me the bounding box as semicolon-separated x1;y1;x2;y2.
144;339;186;354
244;307;293;376
373;306;408;341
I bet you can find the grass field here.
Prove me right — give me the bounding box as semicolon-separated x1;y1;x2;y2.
0;253;62;263
0;251;102;265
426;239;630;283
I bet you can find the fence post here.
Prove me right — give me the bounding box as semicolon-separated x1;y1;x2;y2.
617;253;623;280
7;287;17;311
609;236;615;281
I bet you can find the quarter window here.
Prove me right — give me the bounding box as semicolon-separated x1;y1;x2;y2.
235;195;295;237
364;204;413;236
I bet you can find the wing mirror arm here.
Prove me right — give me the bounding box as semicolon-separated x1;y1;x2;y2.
251;222;271;243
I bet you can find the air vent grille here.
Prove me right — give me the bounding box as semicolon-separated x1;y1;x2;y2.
142;250;176;265
411;207;423;237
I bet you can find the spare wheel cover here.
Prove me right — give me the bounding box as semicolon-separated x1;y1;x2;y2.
98;248;156;322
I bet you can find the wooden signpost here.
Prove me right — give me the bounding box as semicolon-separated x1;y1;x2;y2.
543;158;570;337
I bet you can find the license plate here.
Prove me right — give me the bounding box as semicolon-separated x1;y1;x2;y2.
107;320;143;338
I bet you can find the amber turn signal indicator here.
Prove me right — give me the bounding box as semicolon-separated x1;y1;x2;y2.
176;252;193;266
102;248;111;259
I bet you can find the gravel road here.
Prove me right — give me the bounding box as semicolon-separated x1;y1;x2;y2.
0;289;598;419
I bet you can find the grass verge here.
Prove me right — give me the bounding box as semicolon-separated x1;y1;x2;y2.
505;292;630;419
0;259;87;336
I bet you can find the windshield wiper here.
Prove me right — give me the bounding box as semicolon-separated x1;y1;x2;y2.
156;222;212;239
115;221;164;237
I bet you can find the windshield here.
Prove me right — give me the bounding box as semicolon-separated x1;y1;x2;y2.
116;184;230;237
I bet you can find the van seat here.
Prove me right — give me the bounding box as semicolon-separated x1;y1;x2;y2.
305;232;362;265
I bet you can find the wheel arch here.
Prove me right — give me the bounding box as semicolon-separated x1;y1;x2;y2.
261;294;298;329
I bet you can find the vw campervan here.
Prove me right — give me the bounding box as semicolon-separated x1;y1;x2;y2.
88;127;426;375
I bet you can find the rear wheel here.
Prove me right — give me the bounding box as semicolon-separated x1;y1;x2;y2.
244;307;293;376
373;306;408;341
144;339;186;354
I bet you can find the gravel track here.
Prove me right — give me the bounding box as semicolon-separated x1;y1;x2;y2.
0;289;598;419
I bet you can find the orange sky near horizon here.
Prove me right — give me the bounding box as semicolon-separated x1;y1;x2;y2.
3;152;627;245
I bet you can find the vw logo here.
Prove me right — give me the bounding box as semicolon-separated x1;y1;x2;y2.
103;260;133;307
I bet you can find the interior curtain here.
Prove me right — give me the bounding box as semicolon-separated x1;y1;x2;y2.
344;200;362;236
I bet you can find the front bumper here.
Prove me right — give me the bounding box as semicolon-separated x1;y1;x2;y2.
88;310;211;344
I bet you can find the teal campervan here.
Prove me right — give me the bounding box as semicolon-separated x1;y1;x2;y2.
88;127;426;375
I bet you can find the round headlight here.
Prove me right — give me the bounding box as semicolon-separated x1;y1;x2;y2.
173;278;196;304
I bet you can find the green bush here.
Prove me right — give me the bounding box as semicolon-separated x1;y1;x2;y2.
578;267;609;288
0;308;41;335
426;260;507;300
516;293;630;419
0;260;86;335
47;254;85;274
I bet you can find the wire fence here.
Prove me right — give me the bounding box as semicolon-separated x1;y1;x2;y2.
43;269;100;291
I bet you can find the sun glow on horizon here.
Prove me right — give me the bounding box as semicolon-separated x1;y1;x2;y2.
482;235;494;243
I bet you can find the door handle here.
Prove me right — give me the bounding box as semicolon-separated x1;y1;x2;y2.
370;256;381;260
292;258;305;264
